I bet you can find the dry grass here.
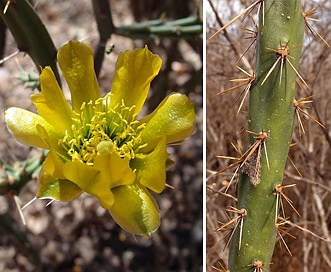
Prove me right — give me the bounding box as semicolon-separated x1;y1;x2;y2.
206;1;331;271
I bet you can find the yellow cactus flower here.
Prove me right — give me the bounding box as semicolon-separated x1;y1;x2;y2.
5;41;195;236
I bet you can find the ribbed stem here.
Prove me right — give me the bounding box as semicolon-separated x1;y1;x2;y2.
0;0;60;85
228;0;304;270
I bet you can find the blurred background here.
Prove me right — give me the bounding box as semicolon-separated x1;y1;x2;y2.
206;0;331;271
0;0;202;271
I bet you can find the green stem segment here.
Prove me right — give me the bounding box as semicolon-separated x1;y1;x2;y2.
228;0;304;270
116;16;202;39
0;0;60;85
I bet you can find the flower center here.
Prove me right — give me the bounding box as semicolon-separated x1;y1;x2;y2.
59;94;146;165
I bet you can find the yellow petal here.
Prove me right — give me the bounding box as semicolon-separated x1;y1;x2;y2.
61;161;117;208
139;93;195;152
5;107;55;149
109;184;160;236
93;152;136;188
110;46;162;116
36;125;67;158
37;169;82;202
131;136;168;193
32;67;74;133
58;40;101;112
42;151;66;179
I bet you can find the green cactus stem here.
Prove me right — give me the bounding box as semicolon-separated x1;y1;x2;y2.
0;0;60;85
228;0;304;270
0;155;43;196
116;16;202;39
